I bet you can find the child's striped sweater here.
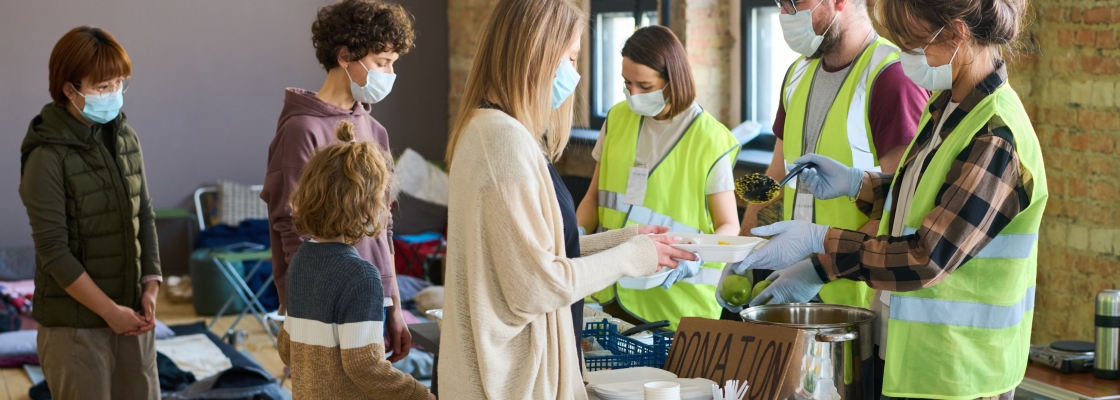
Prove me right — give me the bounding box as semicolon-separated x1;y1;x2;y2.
278;241;429;400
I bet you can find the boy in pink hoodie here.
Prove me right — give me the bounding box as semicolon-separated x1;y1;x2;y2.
261;0;415;363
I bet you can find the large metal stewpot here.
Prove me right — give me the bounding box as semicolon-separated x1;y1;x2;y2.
741;303;876;400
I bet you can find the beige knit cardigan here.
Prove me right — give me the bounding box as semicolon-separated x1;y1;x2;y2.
438;110;662;399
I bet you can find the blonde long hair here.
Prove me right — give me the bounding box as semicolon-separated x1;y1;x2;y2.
445;0;585;166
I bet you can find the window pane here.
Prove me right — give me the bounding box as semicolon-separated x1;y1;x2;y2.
594;11;658;119
595;12;635;118
745;6;800;132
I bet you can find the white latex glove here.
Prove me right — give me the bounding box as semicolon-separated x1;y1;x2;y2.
662;253;701;290
737;220;828;273
793;154;865;200
749;259;825;307
715;260;746;313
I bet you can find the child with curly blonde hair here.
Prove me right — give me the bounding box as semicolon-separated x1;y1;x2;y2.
277;121;433;400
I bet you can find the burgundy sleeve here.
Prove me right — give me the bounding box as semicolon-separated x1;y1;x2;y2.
364;117;399;297
367;118;396;251
772;98;787;139
261;120;316;305
867;62;929;154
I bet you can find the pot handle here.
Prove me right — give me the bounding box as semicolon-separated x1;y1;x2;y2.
815;332;858;342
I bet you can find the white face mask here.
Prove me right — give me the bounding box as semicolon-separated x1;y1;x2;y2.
779;0;838;57
624;87;667;117
345;60;396;104
899;27;960;91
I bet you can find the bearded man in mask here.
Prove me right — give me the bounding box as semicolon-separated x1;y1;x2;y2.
719;0;928;314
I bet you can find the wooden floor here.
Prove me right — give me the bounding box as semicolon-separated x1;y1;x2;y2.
0;290;290;400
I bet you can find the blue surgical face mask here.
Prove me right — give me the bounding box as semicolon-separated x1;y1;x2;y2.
551;60;580;110
346;60;396;104
71;84;123;124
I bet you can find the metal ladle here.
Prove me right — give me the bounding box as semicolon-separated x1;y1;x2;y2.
734;162;815;203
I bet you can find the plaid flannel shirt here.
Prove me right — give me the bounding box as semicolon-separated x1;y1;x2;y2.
813;62;1035;292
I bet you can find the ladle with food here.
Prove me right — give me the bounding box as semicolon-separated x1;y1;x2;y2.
734;162;816;203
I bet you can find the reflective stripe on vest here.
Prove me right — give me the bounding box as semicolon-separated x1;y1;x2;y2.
844;44;898;172
598;190;629;213
890;286;1035;330
901;227;1038;259
598;190;702;233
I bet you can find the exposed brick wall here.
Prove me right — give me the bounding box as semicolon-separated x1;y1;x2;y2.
1011;0;1120;344
672;0;736;125
448;0;593;128
448;0;736;128
447;0;500;125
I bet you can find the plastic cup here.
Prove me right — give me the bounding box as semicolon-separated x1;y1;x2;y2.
644;381;681;400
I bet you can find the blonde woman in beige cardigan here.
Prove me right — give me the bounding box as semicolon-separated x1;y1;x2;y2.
438;0;697;398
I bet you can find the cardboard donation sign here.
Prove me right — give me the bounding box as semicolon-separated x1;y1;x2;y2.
664;317;807;400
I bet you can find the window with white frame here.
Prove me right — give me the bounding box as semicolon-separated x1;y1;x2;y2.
589;0;665;129
741;0;800;134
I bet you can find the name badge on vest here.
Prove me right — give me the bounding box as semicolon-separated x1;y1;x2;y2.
789;164;816;221
623;167;650;206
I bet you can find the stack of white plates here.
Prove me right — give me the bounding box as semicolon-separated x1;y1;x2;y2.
586;367;678;400
593;378;717;400
586;367;677;387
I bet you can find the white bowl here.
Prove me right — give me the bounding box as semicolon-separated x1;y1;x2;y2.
670;233;765;263
617;269;672;290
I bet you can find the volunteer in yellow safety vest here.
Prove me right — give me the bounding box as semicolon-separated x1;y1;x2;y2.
576;26;741;330
740;0;1044;398
722;0;928;314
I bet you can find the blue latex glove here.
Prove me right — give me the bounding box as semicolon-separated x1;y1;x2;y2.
793;154;865;200
662;253;701;290
749;259;825;307
736;220;828;273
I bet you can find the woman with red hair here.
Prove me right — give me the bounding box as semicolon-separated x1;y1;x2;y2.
20;26;160;399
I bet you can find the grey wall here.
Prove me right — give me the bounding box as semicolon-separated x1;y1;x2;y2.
0;0;449;273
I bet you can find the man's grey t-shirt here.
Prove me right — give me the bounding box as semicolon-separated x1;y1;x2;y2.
793;63;855;222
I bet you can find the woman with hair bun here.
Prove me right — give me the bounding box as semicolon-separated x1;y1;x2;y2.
737;0;1047;397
